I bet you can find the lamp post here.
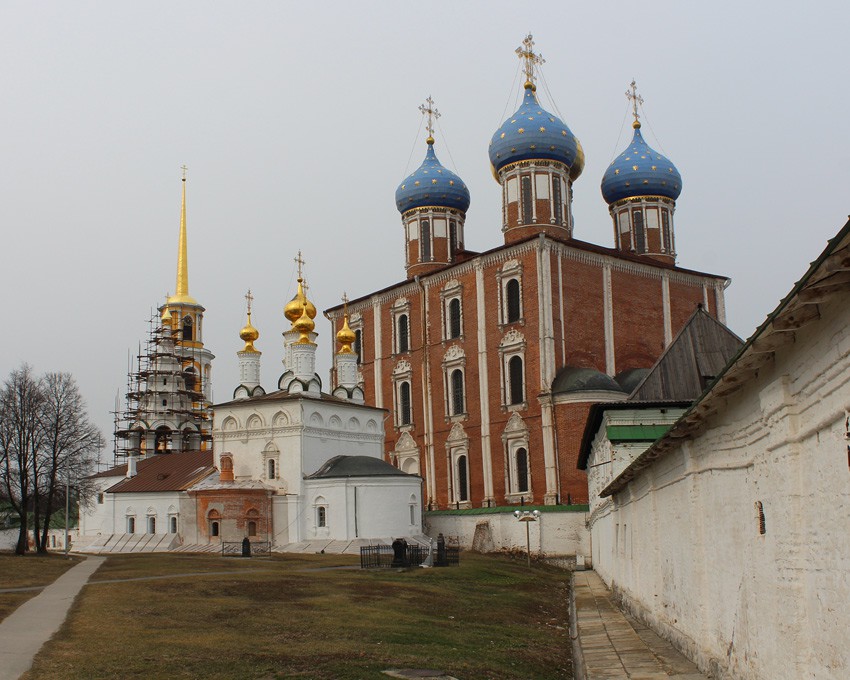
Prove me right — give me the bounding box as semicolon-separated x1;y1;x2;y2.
514;509;540;567
64;476;72;557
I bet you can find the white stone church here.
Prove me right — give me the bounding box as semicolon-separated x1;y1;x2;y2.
79;181;423;554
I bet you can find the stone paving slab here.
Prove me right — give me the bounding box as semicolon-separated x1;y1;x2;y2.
573;571;708;679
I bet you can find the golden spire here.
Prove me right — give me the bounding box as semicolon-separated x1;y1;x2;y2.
168;166;198;305
336;292;356;354
419;96;440;145
626;79;644;129
239;289;260;352
516;33;544;90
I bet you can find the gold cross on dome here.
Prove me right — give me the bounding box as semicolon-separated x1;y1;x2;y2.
181;164;188;181
626;80;644;126
419;96;441;141
245;289;254;315
516;33;545;86
294;251;305;280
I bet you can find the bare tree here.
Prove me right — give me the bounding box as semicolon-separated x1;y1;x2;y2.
0;366;44;554
34;373;103;553
0;367;103;554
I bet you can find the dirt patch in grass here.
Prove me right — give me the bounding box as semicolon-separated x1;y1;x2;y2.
22;552;572;679
0;553;82;622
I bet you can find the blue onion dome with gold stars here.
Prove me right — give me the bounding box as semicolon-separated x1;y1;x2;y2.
395;137;470;214
489;83;584;181
601;122;682;204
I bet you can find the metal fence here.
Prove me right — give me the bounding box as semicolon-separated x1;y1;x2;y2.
221;540;271;557
360;540;460;569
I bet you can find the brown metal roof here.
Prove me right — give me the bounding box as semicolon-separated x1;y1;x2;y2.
106;451;215;493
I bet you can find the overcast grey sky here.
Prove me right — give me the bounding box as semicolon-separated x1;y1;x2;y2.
1;2;847;457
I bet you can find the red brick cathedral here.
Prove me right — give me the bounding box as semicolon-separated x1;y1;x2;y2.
325;37;727;509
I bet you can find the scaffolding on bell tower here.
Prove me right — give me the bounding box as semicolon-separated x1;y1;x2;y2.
112;311;213;464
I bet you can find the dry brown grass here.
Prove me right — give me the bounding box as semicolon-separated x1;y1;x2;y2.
22;552;572;679
0;553;82;622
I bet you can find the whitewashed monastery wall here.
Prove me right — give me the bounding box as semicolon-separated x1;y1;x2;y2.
597;295;850;679
425;509;589;557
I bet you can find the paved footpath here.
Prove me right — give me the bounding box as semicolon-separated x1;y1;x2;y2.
0;555;105;680
572;570;707;680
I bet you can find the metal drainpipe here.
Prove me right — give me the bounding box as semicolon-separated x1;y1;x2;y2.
550;392;562;504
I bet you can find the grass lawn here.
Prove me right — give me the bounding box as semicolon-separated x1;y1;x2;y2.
23;552;572;679
0;552;82;622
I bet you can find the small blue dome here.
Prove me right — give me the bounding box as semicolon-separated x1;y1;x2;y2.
601;124;682;205
395;141;470;214
489;85;583;179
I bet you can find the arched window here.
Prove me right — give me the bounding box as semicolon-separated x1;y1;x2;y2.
208;510;221;538
170;516;178;534
420;220;431;261
399;381;412;425
509;356;524;405
632;210;645;252
182;315;193;341
354;329;362;363
397;314;409;353
521;175;533;222
506;279;521;323
247;521;257;537
148;516;156;534
317;506;327;528
449;220;458;258
661;210;672;253
127;516;135;534
457;455;469;502
448;299;461;339
183;368;196;392
268;458;276;479
552;177;563;223
516;448;529;493
451;369;464;415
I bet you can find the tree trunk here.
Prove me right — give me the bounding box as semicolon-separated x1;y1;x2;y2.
16;520;28;555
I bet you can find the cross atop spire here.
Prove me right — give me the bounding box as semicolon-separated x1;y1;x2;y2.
294;251;305;281
626;79;644;129
181;164;188;181
419;96;441;144
342;291;349;314
245;289;254;316
516;33;545;88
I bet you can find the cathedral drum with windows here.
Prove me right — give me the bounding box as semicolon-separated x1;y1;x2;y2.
325;36;729;510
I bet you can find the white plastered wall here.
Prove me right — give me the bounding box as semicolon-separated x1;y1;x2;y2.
596;295;850;679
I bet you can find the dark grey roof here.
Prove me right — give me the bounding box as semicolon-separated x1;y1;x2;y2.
628;308;743;402
614;368;650;394
552;367;626;395
305;455;412;479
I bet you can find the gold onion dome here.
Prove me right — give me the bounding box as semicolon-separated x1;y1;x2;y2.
337;316;356;353
293;306;315;343
284;279;317;323
240;315;259;352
